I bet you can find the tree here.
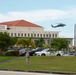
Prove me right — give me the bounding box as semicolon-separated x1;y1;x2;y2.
35;38;45;47
16;37;35;66
51;38;69;51
43;44;51;48
9;37;18;48
0;32;10;55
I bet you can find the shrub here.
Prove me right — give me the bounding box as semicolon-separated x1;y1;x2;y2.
4;50;19;56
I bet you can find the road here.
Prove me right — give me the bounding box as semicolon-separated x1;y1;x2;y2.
0;71;62;75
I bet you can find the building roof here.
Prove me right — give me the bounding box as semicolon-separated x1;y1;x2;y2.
0;20;43;28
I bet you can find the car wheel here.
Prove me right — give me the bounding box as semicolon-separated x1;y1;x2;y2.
41;54;46;56
57;54;61;56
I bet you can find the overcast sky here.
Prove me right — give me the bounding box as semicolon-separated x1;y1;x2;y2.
0;0;76;38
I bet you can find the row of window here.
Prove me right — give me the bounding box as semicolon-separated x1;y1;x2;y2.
8;33;58;38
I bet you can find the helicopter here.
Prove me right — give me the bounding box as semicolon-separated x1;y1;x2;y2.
51;23;66;28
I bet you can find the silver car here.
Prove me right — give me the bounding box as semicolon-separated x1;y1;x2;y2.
35;48;51;56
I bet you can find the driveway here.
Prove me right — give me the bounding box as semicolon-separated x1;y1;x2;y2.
0;71;62;75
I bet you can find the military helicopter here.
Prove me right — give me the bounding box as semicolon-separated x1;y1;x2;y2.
51;23;66;28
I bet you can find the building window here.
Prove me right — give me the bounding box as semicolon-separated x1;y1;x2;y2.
18;33;20;37
40;34;42;37
25;33;26;37
31;34;33;37
55;34;57;38
37;34;39;37
49;34;51;37
68;41;70;44
11;33;13;36
21;33;23;37
46;34;48;37
43;34;45;37
15;33;16;36
28;33;30;37
52;34;54;38
34;34;36;37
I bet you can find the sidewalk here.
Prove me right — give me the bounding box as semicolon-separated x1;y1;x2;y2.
0;70;62;75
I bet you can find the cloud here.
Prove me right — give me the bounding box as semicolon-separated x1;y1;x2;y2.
67;8;76;19
0;8;76;23
0;9;68;22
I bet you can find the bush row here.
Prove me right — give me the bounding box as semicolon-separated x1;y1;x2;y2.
4;50;19;56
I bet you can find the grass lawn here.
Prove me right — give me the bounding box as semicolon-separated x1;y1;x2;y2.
0;56;16;62
0;56;76;72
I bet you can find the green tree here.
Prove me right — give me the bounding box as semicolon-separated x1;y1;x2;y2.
43;44;51;48
0;32;10;55
16;37;35;66
10;37;18;48
35;38;45;47
51;38;68;51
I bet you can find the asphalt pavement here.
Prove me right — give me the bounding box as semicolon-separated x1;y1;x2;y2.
0;71;62;75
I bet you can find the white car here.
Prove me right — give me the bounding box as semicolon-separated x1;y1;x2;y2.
35;48;51;56
63;52;75;56
53;51;65;56
35;49;66;56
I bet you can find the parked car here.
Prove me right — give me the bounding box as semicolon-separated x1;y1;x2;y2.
12;47;27;56
19;48;27;56
13;47;22;50
4;47;27;56
29;47;45;56
35;49;69;56
53;51;64;56
63;52;75;56
34;48;51;56
4;49;19;56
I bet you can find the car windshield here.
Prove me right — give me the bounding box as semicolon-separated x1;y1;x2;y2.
41;48;49;52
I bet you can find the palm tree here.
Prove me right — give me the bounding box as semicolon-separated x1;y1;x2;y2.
16;37;35;66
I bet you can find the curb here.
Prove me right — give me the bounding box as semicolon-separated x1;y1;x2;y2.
0;69;76;75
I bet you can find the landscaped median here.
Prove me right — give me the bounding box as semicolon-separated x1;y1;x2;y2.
0;56;76;74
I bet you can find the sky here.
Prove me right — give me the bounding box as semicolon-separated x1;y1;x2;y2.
0;0;76;38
